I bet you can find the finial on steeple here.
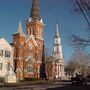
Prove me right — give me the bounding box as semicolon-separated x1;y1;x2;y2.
17;21;23;33
30;0;40;20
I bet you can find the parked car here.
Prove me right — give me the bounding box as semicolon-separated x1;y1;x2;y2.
71;74;87;85
87;75;90;82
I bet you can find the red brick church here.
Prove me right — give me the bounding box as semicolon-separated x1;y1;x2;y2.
12;0;44;80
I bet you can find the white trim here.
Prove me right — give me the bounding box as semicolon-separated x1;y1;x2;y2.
26;35;37;47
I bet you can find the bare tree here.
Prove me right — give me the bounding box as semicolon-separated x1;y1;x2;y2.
66;0;90;76
68;0;90;27
67;0;90;49
66;50;90;77
65;59;78;76
68;34;90;50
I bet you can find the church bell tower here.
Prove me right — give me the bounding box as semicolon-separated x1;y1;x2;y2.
26;0;45;78
12;0;45;80
26;0;44;40
26;0;44;59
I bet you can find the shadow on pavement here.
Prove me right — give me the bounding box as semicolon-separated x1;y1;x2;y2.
47;84;90;90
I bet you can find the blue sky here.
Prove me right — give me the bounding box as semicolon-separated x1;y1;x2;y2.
0;0;89;61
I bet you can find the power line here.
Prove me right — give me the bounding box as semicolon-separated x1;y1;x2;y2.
75;0;90;26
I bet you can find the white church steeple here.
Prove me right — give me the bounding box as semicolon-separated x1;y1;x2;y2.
54;23;62;54
54;23;61;45
53;23;65;79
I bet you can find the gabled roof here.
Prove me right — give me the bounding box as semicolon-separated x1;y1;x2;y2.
26;34;37;47
0;38;13;50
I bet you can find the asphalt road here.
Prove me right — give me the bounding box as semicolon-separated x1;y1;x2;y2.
47;84;90;90
0;82;90;90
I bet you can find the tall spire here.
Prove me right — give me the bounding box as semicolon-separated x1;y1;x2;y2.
30;0;40;20
53;23;65;79
17;21;23;33
12;21;26;37
55;23;60;37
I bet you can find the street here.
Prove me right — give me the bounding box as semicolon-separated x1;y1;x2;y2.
0;81;90;90
47;84;90;90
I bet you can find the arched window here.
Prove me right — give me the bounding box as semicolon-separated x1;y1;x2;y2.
26;56;33;73
27;65;33;72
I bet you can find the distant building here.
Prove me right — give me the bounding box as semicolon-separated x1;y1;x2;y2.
46;56;56;79
0;38;16;83
12;0;44;80
46;24;65;80
53;23;65;79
